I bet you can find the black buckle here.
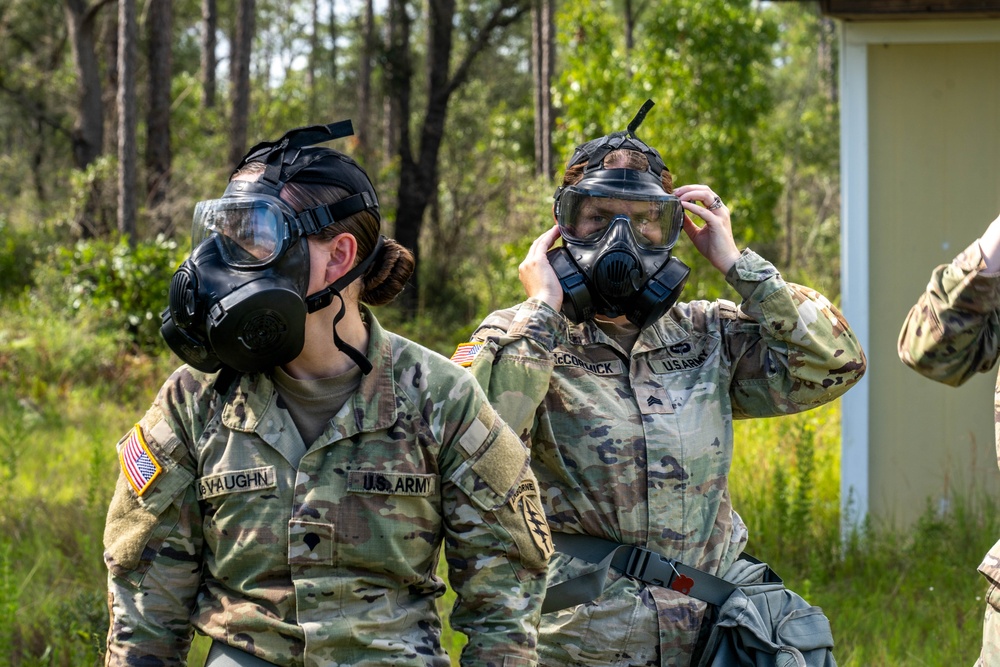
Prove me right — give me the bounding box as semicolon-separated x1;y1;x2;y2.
623;546;680;588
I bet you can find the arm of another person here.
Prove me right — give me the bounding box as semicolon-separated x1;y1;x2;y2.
675;184;867;418
465;225;565;439
436;374;549;667
898;213;1000;387
104;378;204;666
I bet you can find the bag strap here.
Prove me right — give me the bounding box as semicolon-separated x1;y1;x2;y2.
542;533;779;614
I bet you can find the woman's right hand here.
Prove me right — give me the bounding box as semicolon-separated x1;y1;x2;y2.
519;224;564;312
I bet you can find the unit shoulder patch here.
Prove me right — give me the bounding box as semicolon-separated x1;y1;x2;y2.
117;424;163;496
510;480;553;560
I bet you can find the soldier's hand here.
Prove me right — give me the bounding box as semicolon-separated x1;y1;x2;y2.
675;184;742;275
520;224;564;312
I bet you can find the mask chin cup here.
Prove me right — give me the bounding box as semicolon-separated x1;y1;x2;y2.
624;257;690;329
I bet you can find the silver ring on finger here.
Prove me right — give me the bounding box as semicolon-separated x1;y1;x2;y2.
708;195;724;211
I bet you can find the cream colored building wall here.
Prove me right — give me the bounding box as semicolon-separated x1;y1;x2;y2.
863;39;1000;526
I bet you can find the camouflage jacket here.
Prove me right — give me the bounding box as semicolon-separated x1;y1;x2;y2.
104;310;551;667
466;249;865;667
898;240;1000;584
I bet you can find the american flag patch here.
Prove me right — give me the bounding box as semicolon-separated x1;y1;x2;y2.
450;342;483;367
118;425;163;496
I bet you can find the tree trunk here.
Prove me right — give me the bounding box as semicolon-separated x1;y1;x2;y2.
201;0;217;108
382;0;408;162
818;15;837;104
541;0;554;179
117;0;137;241
390;0;530;316
328;0;337;106
63;0;104;170
531;0;554;179
63;0;109;237
624;0;635;56
531;0;541;173
229;0;256;167
147;0;173;234
356;0;375;167
307;0;319;120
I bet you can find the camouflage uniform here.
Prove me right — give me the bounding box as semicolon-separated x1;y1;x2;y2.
103;309;551;667
897;240;1000;666
466;249;866;667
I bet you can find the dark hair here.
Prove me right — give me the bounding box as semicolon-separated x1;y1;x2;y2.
562;149;674;192
232;162;414;307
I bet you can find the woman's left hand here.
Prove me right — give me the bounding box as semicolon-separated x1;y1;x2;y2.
674;184;742;275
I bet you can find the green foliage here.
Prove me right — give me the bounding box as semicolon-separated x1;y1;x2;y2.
730;403;989;665
33;235;186;354
732;404;842;578
0;216;43;299
819;492;997;666
755;4;842;294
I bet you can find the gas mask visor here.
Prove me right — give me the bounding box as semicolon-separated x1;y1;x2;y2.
191;194;297;269
556;169;684;251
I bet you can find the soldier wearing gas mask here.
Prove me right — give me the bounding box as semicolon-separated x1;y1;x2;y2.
103;121;550;667
456;102;866;666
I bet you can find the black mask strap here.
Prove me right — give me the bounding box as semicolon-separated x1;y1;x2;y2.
232;120;356;192
627;99;655;138
303;235;385;375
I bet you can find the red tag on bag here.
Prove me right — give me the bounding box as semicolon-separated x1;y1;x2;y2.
670;574;695;595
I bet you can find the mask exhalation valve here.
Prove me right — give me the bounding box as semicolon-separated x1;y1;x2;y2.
594;250;640;298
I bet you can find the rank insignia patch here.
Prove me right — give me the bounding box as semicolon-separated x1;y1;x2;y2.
450;342;483;367
118;425;163;496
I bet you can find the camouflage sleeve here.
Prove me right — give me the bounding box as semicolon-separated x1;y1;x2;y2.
103;377;204;666
724;249;867;418
898;240;1000;386
466;298;562;440
435;379;550;667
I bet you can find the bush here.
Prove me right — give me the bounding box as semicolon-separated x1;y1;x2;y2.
33;235;187;354
0;217;44;299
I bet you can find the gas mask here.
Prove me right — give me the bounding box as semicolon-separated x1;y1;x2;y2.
160;120;383;376
547;100;690;329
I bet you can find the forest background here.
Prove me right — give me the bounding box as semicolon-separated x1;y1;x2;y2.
0;0;996;664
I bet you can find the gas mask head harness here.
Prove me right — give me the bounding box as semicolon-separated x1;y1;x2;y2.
548;100;690;329
160;119;384;378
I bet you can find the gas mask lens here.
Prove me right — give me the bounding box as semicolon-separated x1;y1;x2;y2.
191;195;291;267
557;189;684;250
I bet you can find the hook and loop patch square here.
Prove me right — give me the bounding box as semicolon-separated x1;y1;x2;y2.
118;424;163;496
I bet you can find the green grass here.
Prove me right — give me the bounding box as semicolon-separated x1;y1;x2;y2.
0;329;993;665
731;404;993;666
